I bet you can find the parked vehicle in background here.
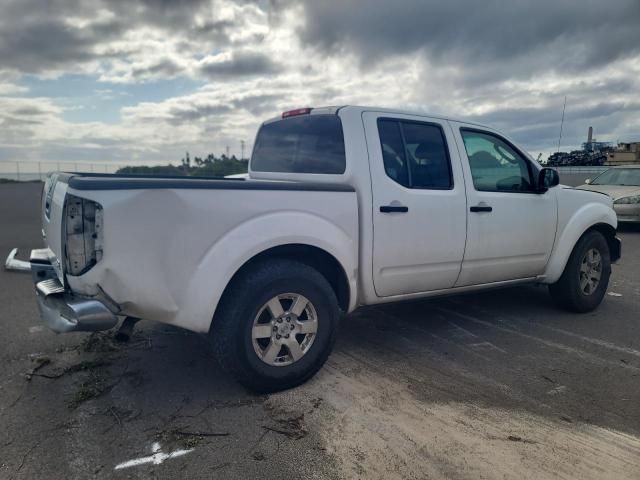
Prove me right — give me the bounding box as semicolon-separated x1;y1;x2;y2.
21;106;621;392
578;166;640;223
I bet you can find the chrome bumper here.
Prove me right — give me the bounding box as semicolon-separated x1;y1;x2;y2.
5;248;31;272
30;249;118;333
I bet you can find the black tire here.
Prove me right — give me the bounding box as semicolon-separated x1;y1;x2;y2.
210;258;340;393
548;230;611;313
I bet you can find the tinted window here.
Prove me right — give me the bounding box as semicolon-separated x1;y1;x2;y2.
378;119;409;186
461;130;533;192
378;119;452;189
252;115;346;174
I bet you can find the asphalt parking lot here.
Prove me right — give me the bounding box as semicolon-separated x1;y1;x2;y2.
1;182;639;479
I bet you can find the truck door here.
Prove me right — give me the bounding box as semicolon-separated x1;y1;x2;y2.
363;112;467;297
450;123;557;286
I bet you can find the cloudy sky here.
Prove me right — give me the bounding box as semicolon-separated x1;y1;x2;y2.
1;0;639;166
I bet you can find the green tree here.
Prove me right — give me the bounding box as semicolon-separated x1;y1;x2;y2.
116;152;248;178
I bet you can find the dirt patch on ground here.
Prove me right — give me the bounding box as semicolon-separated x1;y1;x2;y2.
286;351;640;480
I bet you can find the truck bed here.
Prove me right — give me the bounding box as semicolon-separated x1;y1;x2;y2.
40;172;359;333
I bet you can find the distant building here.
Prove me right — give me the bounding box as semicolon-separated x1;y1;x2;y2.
607;142;640;165
581;126;613;153
546;126;639;167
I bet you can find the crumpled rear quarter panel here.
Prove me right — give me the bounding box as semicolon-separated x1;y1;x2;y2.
65;186;359;333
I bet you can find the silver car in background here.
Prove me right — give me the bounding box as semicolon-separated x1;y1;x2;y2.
578;166;640;223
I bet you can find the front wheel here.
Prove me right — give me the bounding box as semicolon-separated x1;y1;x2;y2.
210;259;340;393
548;230;611;313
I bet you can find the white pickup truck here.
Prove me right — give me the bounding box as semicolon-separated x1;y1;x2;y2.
26;106;621;392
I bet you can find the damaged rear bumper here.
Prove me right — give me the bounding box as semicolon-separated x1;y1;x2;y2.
30;249;118;333
5;248;31;272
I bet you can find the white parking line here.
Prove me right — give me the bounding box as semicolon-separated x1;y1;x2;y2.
430;333;493;362
114;442;193;470
448;322;479;338
467;342;508;354
538;325;640;359
437;307;640;373
451;303;640;359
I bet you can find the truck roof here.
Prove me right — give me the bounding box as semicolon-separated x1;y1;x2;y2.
263;105;492;130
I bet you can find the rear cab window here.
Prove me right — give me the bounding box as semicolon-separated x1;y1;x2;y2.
251;115;346;174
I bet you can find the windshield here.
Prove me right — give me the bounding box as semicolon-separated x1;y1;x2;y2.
591;168;640;186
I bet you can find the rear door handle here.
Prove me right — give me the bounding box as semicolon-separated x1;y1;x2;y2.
380;205;409;213
470;205;492;213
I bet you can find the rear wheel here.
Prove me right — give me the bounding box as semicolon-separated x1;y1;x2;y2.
210;259;340;393
548;230;611;313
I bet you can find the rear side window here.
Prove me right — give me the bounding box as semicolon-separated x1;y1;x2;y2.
377;118;452;189
251;115;346;174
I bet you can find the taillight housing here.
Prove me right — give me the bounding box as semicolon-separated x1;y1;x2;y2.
64;194;104;276
282;107;312;118
44;174;57;220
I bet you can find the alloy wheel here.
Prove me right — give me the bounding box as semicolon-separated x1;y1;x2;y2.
251;293;318;366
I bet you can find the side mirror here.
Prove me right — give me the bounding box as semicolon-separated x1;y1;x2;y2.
537;168;559;193
585;178;592;184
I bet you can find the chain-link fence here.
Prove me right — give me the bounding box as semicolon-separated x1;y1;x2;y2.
0;161;176;181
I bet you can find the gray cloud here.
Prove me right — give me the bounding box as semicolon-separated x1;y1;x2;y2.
291;0;640;157
164;93;281;124
470;101;640;128
167;104;233;124
0;0;639;164
199;51;280;79
0;0;237;76
232;93;281;115
130;59;184;79
0;17;107;73
11;106;50;116
299;0;640;76
470;103;639;153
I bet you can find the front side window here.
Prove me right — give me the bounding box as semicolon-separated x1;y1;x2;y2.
378;119;452;189
461;129;533;192
252;114;346;174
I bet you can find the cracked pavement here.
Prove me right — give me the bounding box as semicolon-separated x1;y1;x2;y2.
1;182;639;479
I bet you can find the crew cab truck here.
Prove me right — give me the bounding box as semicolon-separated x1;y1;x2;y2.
28;106;621;392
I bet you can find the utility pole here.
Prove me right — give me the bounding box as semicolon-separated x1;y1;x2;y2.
240;140;245;160
226;145;230;158
557;96;567;153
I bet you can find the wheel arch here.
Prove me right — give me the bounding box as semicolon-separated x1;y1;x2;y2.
212;243;352;330
544;202;618;284
586;223;620;263
174;210;357;333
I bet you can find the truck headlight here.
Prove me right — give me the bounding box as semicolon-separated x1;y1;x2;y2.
614;195;640;205
64;194;104;276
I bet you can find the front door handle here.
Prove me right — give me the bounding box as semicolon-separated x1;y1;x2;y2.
380;205;409;213
470;205;492;213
